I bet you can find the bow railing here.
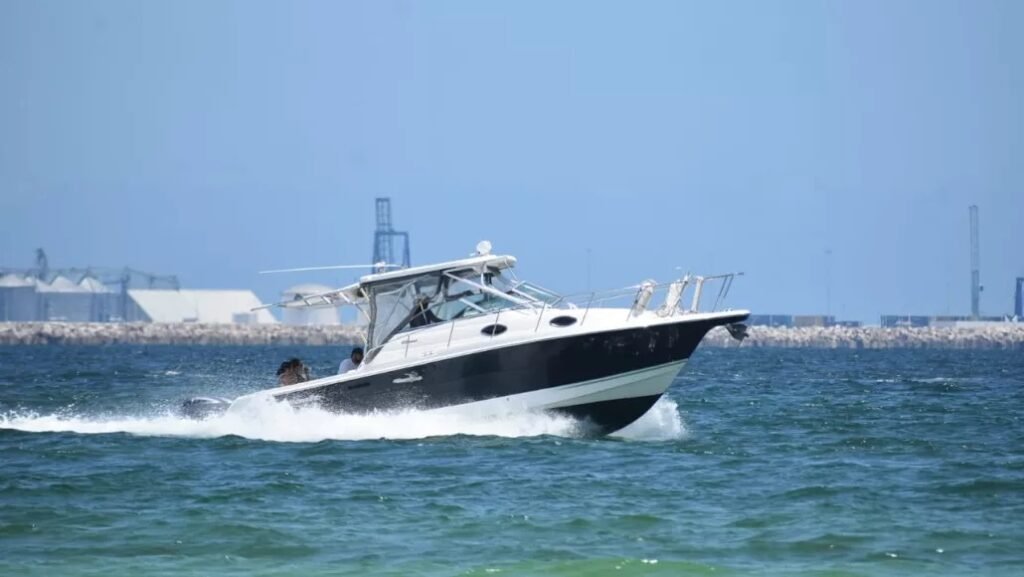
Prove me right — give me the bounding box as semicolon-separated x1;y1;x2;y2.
371;272;743;359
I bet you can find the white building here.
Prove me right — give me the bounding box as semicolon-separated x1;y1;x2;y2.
125;289;278;324
280;284;341;326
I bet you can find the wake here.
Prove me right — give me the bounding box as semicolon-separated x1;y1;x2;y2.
0;396;687;443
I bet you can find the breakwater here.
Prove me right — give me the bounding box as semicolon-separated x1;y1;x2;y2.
1;322;1022;349
0;322;361;346
704;324;1024;350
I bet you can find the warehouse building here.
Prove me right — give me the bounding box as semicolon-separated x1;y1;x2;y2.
747;315;842;327
746;314;794;327
123;289;277;324
1;274;276;324
280;284;341;326
881;314;1008;328
2;250;277;324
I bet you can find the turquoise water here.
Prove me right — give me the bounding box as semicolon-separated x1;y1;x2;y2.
1;345;1022;576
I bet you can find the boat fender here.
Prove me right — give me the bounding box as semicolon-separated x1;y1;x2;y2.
631;280;656;316
658;280;684;317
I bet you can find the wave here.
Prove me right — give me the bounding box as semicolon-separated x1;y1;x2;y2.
0;396;686;443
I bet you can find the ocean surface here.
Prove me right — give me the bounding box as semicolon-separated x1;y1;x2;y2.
1;345;1021;576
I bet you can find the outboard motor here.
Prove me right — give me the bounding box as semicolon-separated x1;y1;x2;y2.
180;397;232;420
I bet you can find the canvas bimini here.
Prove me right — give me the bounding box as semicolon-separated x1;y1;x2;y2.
185;242;750;435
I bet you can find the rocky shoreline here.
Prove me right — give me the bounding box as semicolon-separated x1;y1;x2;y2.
1;322;1022;349
703;324;1024;350
0;322;362;346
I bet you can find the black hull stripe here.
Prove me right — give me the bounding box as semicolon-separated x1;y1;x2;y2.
277;316;734;415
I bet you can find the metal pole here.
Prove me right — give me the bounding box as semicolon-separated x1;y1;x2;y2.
586;248;592;292
969;205;980;319
1015;277;1023;318
825;249;832;318
581;293;594;326
535;302;547;332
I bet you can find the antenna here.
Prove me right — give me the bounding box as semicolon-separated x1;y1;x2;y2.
969;205;980;319
259;263;399;274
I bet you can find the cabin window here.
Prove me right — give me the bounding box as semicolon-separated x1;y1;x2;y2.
481;324;507;336
549;315;577;327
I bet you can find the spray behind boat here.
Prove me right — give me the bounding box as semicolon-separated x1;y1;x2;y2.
180;396;232;419
180;357;318;419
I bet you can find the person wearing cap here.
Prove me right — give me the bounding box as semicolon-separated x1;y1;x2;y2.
338;347;363;375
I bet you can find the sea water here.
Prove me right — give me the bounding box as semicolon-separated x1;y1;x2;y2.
0;345;1021;576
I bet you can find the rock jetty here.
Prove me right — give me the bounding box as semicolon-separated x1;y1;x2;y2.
1;322;1022;349
703;324;1024;350
0;322;361;346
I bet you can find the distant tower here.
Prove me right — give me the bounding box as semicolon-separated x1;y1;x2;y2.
1016;277;1023;318
34;248;49;280
371;198;411;273
969;205;980;319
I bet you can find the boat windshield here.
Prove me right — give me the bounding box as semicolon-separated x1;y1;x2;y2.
433;273;514;322
364;274;443;350
364;268;562;349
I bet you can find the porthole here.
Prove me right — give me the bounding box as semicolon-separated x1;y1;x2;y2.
481;324;508;336
549;316;577;327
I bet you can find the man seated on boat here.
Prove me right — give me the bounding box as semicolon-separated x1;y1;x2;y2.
338;347;363;375
409;295;442;328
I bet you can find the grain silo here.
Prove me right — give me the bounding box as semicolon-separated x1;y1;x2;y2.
0;273;38;321
78;276;117;322
36;275;95;321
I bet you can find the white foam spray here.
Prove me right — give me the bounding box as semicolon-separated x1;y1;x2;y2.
612;397;688;441
0;396;686;443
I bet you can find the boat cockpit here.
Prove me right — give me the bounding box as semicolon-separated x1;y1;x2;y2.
361;256;562;353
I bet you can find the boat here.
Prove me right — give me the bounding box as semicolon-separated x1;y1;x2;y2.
183;242;750;435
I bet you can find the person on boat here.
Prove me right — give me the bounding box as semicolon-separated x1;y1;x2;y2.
278;358;310;386
276;361;290;383
337;347;364;375
409;295;441;328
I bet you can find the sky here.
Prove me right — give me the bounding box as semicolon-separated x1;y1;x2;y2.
1;0;1021;323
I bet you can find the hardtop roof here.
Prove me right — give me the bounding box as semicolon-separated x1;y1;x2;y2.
262;253;518;310
357;254;517;288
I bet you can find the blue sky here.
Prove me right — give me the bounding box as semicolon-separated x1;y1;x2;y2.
1;1;1021;323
